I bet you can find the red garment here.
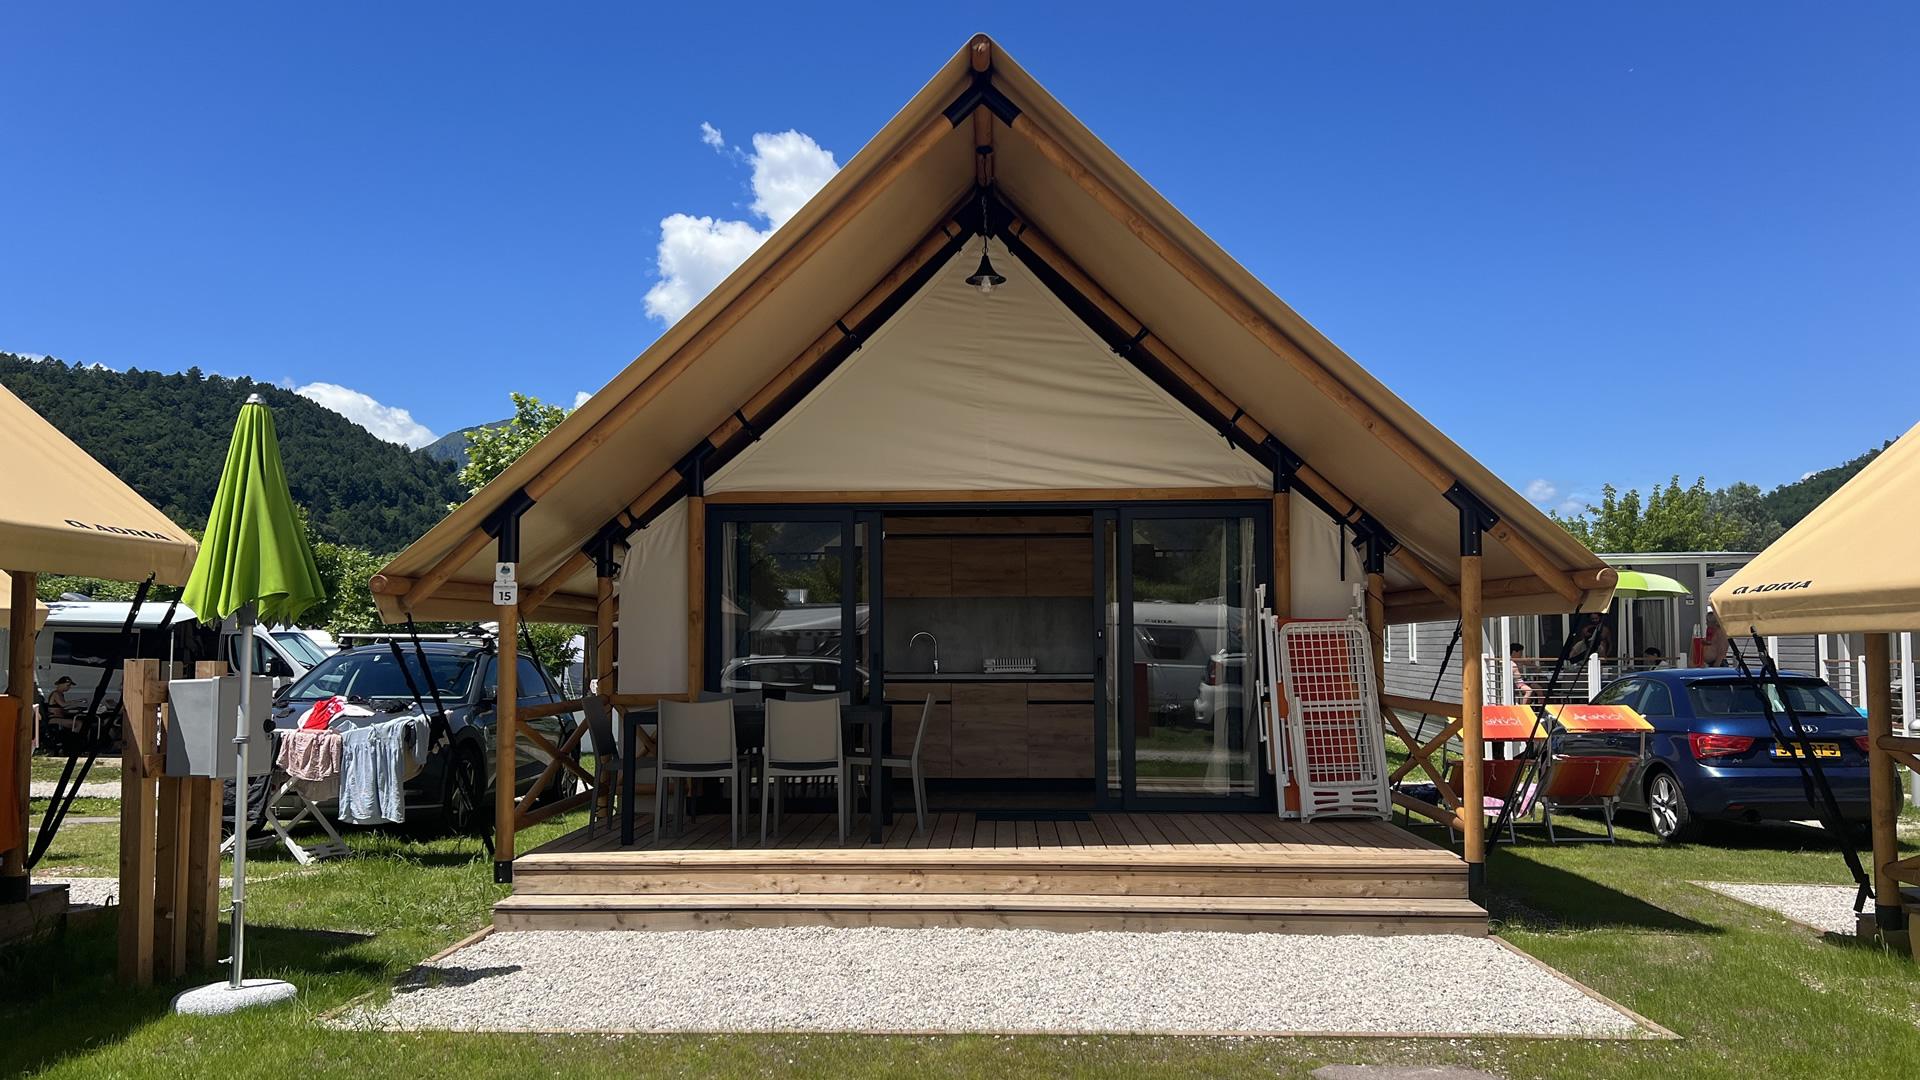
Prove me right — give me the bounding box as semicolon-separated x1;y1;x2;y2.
301;695;347;730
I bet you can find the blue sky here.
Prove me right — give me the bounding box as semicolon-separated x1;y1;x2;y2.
3;4;1914;515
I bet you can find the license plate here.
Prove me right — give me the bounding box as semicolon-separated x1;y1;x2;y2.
1773;741;1840;759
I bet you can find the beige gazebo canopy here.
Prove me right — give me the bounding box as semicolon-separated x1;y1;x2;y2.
0;572;48;632
372;33;1612;626
1712;419;1920;635
2;380;197;903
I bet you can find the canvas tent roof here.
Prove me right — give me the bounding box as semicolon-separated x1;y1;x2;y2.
0;572;48;631
373;33;1612;625
0;382;197;585
1711;420;1920;635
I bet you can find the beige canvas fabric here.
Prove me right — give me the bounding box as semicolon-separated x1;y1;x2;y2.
0;572;49;630
710;241;1271;494
616;498;689;694
1712;420;1920;635
374;34;1609;625
0;383;197;584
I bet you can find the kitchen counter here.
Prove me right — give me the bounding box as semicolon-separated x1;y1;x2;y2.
885;672;1095;682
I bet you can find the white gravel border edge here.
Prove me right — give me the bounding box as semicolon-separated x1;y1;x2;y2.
1691;880;1864;937
334;927;1675;1041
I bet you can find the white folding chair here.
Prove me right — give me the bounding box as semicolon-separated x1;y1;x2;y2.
655;698;748;846
760;697;848;844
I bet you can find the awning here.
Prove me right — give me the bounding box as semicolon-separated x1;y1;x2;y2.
373;34;1612;625
0;572;48;631
0;382;198;585
1712;419;1920;635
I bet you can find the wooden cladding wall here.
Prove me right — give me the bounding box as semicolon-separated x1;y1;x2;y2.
887;680;1093;780
884;535;1092;598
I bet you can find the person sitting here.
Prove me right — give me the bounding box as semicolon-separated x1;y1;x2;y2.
1641;646;1664;670
1510;642;1538;704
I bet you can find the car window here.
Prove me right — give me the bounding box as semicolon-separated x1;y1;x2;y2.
274;633;328;666
1638;681;1675;717
1689;679;1857;718
51;631;118;671
1593;679;1643;709
517;657;552;702
284;649;479;703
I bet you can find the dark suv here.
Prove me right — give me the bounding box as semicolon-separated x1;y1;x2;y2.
271;638;579;832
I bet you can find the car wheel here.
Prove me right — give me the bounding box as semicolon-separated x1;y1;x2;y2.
441;745;488;835
1647;771;1697;842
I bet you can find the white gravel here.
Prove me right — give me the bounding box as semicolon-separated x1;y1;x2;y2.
1698;881;1861;936
39;877;120;908
341;927;1649;1037
30;781;118;799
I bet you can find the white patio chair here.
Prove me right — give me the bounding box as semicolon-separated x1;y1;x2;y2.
655;698;749;846
850;693;932;833
760;697;848;845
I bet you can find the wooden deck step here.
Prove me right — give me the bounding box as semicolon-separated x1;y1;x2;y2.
493;891;1488;935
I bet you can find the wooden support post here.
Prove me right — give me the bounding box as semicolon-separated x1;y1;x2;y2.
1458;555;1486;899
3;570;34;900
494;599;519;875
117;659;161;986
1867;634;1906;936
686;495;706;696
596;576;616;696
1271;494;1291;618
1366;571;1388;693
153;769;190;979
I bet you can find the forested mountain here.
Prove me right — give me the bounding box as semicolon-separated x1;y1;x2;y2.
1760;442;1890;526
417;419;506;468
0;353;465;552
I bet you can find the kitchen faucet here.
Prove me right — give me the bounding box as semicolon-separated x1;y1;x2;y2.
909;631;940;674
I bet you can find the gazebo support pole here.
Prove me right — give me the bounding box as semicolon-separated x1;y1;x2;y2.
490;501;528;884
3;570;35;903
1867;634;1906;937
1448;489;1495;904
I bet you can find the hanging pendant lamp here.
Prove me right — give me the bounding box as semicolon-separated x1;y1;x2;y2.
965;192;1005;294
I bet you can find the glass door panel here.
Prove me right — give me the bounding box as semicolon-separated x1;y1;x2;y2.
1119;511;1263;804
715;518;853;696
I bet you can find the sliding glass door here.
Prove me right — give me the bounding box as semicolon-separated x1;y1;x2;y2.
707;510;880;704
1102;505;1268;807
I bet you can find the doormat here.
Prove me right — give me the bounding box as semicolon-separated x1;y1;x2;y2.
972;810;1093;822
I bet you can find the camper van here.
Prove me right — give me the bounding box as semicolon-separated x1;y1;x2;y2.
30;601;313;748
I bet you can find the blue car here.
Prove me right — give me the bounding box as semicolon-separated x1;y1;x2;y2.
1599;668;1871;842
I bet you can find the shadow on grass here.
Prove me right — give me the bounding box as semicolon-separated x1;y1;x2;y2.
1486;849;1720;935
0;918;384;1077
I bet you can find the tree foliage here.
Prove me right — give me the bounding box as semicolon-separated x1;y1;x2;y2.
458;392;582;678
0;353;466;552
1551;443;1890;554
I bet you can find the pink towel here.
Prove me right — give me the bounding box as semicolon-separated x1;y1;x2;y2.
279;728;342;782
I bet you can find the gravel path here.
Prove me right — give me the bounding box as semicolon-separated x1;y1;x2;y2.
30;781;118;799
40;877;120;908
342;928;1649;1037
1698;881;1860;935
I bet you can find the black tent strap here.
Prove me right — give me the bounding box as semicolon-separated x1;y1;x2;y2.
1731;635;1873;912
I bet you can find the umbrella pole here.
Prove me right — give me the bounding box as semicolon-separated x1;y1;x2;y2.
231;601;255;989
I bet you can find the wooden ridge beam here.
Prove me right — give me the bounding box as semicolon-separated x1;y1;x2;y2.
704;486;1273;505
1005;108;1591;611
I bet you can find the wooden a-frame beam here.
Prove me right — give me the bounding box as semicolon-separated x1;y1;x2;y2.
1004;108;1589;608
1003;211;1460;610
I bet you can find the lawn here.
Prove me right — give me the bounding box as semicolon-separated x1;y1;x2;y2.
6;806;1920;1078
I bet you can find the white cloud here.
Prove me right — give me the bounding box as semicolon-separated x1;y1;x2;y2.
571;390;592;409
1523;479;1559;505
642;129;840;325
294;381;437;448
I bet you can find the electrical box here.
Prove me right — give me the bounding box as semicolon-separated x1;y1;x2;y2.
165;675;274;779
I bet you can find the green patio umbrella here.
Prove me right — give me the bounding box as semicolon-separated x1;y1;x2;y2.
176;393;324;1014
1610;569;1690;599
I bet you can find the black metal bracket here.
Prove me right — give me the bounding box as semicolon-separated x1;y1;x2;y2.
1265;437;1305;493
1445;483;1499;557
493;860;514;885
1348;510;1398;575
583;520;626;579
674;443;713;498
958;185;1014;239
942;70;1021;127
733;408;761;442
834;320;862;349
481;488;536;563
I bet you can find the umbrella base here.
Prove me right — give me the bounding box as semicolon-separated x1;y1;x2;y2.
172;978;298;1015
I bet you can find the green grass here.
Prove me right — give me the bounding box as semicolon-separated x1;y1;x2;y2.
7;806;1920;1078
30;754;119;784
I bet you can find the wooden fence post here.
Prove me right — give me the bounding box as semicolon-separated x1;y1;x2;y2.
117;659;161;986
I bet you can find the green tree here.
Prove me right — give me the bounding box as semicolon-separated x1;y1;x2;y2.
457;393;569;499
458;392;582;679
1553;476;1759;553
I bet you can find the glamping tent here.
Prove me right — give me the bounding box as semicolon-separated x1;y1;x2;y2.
374;35;1614;904
1713;419;1920;945
0;382;197;917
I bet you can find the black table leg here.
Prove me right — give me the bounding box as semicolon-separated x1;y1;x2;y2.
621;709;637;846
868;717;884;843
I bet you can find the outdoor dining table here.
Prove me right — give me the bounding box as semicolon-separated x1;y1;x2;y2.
619;702;892;846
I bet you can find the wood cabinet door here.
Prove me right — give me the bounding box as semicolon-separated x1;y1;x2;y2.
1027;703;1094;778
949;538;1026;596
885;538;950;597
949;682;1027;777
1025;538;1092;596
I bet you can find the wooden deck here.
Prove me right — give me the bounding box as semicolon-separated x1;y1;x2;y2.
498;812;1485;935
